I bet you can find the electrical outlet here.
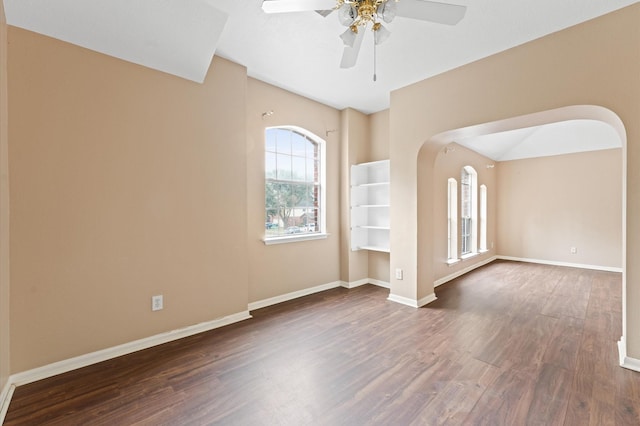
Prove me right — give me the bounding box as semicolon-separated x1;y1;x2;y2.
570;247;577;254
395;268;403;280
152;295;163;311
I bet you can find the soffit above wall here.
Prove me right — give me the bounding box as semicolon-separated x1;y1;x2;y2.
3;0;228;83
456;119;622;162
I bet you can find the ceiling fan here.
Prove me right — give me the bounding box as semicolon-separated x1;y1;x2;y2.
261;0;467;72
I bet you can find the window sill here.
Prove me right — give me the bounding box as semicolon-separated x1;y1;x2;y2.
461;252;480;261
446;258;461;266
263;233;329;245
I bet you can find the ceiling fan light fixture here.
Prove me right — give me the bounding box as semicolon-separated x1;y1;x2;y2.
337;4;356;26
340;26;358;47
379;0;397;23
373;23;391;45
357;2;376;23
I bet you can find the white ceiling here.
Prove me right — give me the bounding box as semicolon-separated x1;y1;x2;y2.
3;0;637;114
3;0;631;159
215;0;638;114
3;0;228;83
456;120;622;162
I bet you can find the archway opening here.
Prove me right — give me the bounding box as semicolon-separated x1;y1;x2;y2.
416;105;627;364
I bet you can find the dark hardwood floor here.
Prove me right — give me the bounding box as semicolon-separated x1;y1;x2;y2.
5;260;640;425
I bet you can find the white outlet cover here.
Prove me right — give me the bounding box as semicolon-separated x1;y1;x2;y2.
152;295;163;311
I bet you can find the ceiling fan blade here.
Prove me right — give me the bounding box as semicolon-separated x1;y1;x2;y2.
315;10;334;18
340;29;365;69
262;0;336;14
395;0;467;25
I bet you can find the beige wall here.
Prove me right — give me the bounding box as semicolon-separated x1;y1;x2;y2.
3;3;637;378
391;5;639;356
369;110;389;162
0;1;10;388
246;78;342;303
8;28;250;372
497;149;622;268
368;110;390;283
432;143;496;281
339;108;370;284
338;108;392;285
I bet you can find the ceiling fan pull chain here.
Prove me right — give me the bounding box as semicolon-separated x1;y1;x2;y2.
373;37;377;82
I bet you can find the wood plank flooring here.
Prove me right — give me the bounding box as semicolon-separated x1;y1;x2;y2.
5;260;640;425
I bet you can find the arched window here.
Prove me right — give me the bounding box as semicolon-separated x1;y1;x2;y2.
480;184;487;252
264;126;325;241
461;166;477;256
447;178;458;261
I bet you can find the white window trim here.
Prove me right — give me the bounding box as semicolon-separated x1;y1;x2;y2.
263;233;329;245
447;178;458;262
479;184;487;252
264;126;326;244
461;166;478;256
461;252;480;261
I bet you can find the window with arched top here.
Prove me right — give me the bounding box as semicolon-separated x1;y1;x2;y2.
480;184;487;252
264;126;326;242
461;166;478;256
448;178;458;261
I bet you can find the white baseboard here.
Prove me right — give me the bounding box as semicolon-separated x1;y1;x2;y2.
368;279;390;289
497;256;622;273
387;292;437;308
618;337;640;373
0;380;14;425
342;278;390;289
434;255;498;287
249;278;391;311
10;310;252;388
417;293;437;307
342;278;369;289
248;281;344;311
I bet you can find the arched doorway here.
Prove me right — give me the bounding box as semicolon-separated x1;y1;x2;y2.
414;105;631;369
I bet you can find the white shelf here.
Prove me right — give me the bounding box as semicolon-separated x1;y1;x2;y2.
356;245;390;253
352;182;390;188
350;160;390;252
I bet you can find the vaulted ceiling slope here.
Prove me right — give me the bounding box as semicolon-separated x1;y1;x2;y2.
3;0;228;83
3;0;637;114
457;120;623;162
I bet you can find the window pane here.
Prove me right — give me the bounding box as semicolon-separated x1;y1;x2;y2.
265;152;276;179
291;132;308;157
276;154;292;180
305;158;314;181
276;129;291;154
461;169;470;185
306;140;316;158
289;183;306;207
291;156;306;182
298;184;312;207
266;130;277;153
306;208;319;232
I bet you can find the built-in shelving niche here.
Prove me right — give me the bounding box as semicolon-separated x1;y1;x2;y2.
350;160;390;253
